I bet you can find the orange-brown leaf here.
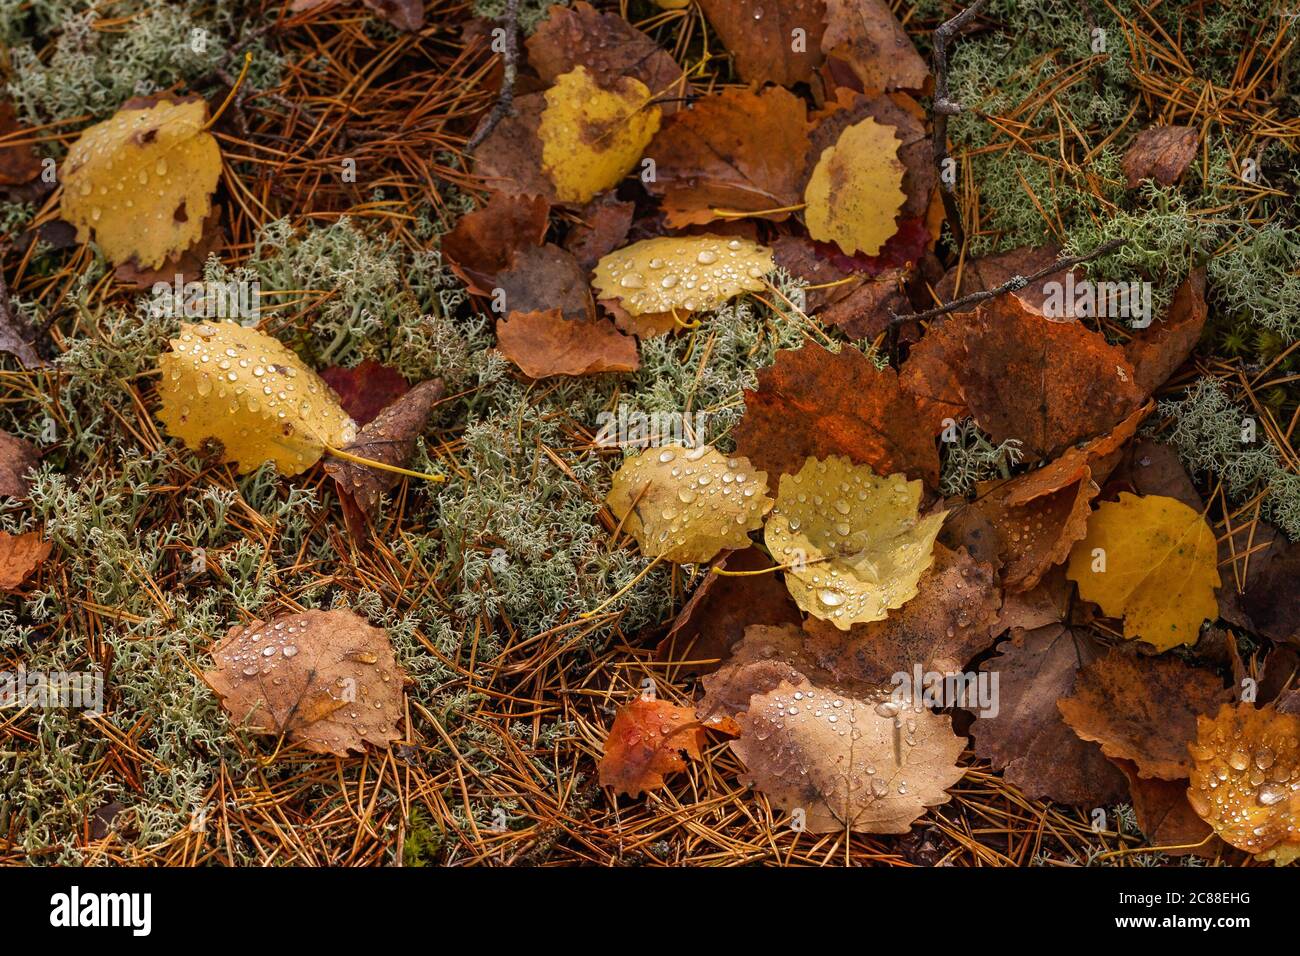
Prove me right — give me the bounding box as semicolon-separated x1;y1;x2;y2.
0;531;52;591
598;697;706;797
496;309;638;378
697;0;826;87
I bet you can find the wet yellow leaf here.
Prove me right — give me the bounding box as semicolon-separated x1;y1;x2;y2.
765;456;946;629
1066;492;1219;651
157;321;356;477
539;65;661;204
62;98;222;269
803;117;906;257
606;444;772;564
592;235;774;317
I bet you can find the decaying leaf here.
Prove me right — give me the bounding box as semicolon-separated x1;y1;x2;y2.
644;87;810;227
696;0;826;86
734;343;941;486
972;626;1129;806
324;379;444;519
804;116;906;257
802;544;1000;682
955;296;1143;459
1188;703;1300;863
0;531;52;591
1123;125;1199;189
0;101;42;185
440;190;550;295
62;97;222;269
819;0;928;93
493;243;596;323
0;429;40;498
319;360;410;427
606;444;772;564
733;677;965;833
1124;268;1207;397
471;93;555;200
496;309;638;378
1058;648;1230;780
765;456;946;629
1114;759;1220;858
205;609;407;756
599;697;707;797
1067;492;1220;651
592;235;773;317
156;321;357;477
538;66;661;204
933;245;1082;316
564;194;635;270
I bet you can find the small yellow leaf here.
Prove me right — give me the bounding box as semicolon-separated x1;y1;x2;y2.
765;456;946;628
1066;492;1219;651
606;444;772;563
804;117;906;257
157;321;356;477
539;65;661;204
62;98;222;269
592;235;774;317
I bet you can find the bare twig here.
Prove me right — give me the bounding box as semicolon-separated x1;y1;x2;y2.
465;0;522;153
932;0;992;249
889;237;1128;324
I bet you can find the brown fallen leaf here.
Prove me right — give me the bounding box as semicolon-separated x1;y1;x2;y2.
1124;268;1207;397
818;0;928;94
697;623;852;720
323;379;444;520
1123;125;1198;189
205;608;407;756
1113;759;1220;858
0;268;48;370
527;1;686;111
1102;437;1203;511
598;696;707;797
319;360;410;426
956;296;1143;460
734;676;966;833
471;93;555;200
441;191;550;295
697;0;826;87
644;87;810;227
564;194;635;270
733;342;940;486
1058;648;1231;780
1188;702;1300;863
932;245;1083;316
496;309;638;378
0;429;40;498
0;531;53;591
802;544;1001;683
899;316;969;433
656;548;802;672
991;565;1071;634
972;625;1128;806
0;101;42;186
492;243;595;322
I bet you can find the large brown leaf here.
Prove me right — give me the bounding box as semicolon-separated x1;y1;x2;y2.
819;0;928;93
496;309;638;378
441;191;550;295
697;0;827;87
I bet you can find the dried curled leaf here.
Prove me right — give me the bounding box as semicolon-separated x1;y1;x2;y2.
62;97;222;269
205;609;406;757
804;117;906;257
598;697;706;797
765;456;946;629
1188;703;1300;863
592;235;774;317
734;677;965;833
538;66;661;204
606;444;772;564
1066;492;1220;651
157;321;356;477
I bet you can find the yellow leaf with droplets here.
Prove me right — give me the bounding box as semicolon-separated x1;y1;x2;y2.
592;235;774;317
156;321;356;477
606;444;772;564
539;65;661;204
765;456;946;629
1188;702;1300;863
803;117;906;257
1066;492;1219;651
61;98;222;270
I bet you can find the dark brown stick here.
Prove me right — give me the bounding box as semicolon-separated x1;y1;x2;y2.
932;0;992;250
465;0;522;153
889;237;1128;325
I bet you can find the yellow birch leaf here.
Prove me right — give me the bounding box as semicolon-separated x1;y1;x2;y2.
803;116;906;257
606;444;772;563
1066;492;1219;651
539;65;661;204
765;456;946;629
157;321;356;477
592;235;774;317
62;98;222;270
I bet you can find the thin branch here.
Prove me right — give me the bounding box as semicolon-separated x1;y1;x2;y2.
465;0;522;153
889;237;1128;325
932;0;992;249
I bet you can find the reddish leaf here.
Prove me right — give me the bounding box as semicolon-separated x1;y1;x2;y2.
0;101;41;186
319;360;410;426
564;194;635;270
1113;759;1220;858
598;697;707;797
441;191;550;295
818;0;928;94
